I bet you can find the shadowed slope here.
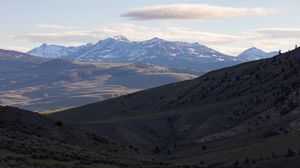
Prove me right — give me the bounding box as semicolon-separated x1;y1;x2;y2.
0;106;161;168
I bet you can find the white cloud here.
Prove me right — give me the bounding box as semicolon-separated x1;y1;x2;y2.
12;23;300;55
251;28;300;39
121;4;274;20
245;28;300;52
34;23;73;29
14;31;100;45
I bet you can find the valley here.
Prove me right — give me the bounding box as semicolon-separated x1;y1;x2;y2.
0;46;299;168
2;1;299;167
50;47;300;167
0;37;291;168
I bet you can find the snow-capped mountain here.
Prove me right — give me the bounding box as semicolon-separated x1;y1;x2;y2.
28;36;237;68
238;47;278;61
28;43;93;58
28;44;76;58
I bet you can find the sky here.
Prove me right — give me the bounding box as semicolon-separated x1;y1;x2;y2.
1;0;300;55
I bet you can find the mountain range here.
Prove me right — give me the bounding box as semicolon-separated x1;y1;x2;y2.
28;36;277;67
51;47;300;167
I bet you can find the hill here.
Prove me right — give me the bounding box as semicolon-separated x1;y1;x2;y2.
0;49;46;62
51;47;300;167
0;105;163;168
0;49;48;72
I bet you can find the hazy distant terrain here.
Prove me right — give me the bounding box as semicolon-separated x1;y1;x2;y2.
0;49;195;111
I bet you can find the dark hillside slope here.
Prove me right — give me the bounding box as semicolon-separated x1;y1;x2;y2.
0;106;160;168
52;48;300;163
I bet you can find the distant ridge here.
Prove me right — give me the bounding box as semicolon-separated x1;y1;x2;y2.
28;36;278;69
28;36;237;68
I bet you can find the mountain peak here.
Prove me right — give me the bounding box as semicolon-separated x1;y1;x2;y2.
28;43;78;58
40;43;48;47
247;47;263;52
150;37;164;41
238;47;277;61
242;47;266;54
145;37;165;44
112;35;129;42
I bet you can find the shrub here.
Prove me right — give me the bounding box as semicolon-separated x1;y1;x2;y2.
153;146;160;154
244;157;249;164
54;120;63;127
286;148;295;157
234;160;239;166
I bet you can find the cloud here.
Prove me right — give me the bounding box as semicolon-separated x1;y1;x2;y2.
121;4;274;20
13;23;243;47
34;23;73;29
14;31;102;45
13;23;167;45
12;23;300;55
242;28;300;52
251;28;300;39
